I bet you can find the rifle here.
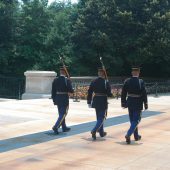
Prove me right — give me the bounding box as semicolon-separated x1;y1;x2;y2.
59;55;79;102
59;55;70;79
99;56;109;118
99;56;108;82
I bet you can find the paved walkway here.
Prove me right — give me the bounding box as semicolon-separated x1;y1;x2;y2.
0;96;170;169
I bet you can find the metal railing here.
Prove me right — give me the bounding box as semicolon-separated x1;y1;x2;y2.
146;82;170;96
72;81;170;101
0;76;25;100
0;76;169;100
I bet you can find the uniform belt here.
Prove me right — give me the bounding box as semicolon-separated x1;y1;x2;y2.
56;92;68;95
95;93;107;96
128;94;141;97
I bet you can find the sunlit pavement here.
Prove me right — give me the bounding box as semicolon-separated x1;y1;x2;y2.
0;95;170;170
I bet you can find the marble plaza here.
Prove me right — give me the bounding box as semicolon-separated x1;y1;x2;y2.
0;95;170;170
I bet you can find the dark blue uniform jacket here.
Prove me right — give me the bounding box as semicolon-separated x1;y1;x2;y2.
121;77;148;111
51;76;74;107
87;77;112;110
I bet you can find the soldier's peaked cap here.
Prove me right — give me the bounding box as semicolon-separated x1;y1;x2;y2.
60;67;66;71
98;67;104;71
132;66;141;71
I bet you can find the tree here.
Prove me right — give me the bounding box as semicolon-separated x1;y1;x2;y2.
34;1;75;73
0;0;19;75
71;0;170;77
141;0;170;77
72;0;121;75
11;0;51;74
0;0;169;77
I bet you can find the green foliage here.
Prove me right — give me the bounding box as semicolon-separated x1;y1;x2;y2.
0;0;169;77
0;0;19;75
72;0;170;77
14;0;51;74
39;1;74;73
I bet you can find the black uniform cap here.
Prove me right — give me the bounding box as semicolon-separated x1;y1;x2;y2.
98;67;105;72
132;66;141;71
60;67;66;72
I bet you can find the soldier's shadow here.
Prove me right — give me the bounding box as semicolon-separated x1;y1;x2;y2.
45;131;67;136
81;137;106;142
115;141;143;146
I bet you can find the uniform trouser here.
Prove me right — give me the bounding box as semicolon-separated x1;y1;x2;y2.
54;105;68;130
126;109;142;138
92;108;106;135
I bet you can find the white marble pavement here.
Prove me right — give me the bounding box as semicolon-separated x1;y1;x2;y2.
0;95;170;169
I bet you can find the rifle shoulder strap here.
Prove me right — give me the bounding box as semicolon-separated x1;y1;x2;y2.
65;77;68;87
139;79;143;90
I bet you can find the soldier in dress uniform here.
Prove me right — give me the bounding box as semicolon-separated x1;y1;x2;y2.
87;68;112;140
121;66;148;144
51;67;74;134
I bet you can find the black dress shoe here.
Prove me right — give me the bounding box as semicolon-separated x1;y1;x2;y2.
100;132;107;137
63;127;71;132
125;135;131;144
91;131;96;140
52;126;59;134
135;135;141;141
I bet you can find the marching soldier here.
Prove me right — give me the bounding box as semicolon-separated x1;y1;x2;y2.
121;66;148;144
51;67;74;134
87;68;112;140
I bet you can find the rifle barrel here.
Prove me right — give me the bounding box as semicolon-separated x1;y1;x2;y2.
59;55;70;79
99;57;108;80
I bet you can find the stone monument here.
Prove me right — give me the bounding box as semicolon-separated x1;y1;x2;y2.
22;71;57;99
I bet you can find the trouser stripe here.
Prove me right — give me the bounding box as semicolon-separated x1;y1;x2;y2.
96;109;107;132
56;106;69;129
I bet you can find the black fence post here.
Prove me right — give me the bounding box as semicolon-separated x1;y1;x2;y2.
0;76;25;100
18;83;21;100
155;82;158;97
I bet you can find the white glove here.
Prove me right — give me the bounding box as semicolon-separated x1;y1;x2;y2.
88;104;92;108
